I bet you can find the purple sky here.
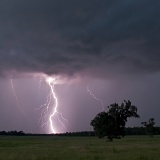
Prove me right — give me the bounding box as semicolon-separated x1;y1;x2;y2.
0;0;160;133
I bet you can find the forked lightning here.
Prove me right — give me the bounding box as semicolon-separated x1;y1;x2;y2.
87;86;105;111
37;76;68;133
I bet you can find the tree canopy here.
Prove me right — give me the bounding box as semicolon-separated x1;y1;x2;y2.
91;100;140;141
141;118;155;137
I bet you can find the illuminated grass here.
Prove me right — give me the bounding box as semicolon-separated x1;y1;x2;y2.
0;136;160;160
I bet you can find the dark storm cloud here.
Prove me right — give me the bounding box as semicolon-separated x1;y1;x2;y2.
0;0;160;77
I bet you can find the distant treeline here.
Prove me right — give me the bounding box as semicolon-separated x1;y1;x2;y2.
125;127;160;135
0;130;25;136
1;127;160;136
54;127;160;136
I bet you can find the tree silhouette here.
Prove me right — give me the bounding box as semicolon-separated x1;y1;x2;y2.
141;118;155;137
91;100;140;141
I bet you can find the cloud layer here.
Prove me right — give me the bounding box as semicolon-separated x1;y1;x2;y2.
0;0;160;78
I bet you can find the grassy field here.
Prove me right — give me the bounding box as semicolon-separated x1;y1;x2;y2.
0;135;160;160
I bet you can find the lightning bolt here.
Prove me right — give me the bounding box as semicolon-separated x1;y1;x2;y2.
87;86;105;111
10;77;32;132
11;78;21;112
36;76;68;134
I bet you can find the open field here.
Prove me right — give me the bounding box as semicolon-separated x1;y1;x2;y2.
0;135;160;160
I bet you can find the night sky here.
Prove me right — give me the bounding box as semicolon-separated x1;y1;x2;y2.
0;0;160;133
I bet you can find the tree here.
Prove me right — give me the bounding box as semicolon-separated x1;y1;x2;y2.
90;112;116;140
91;100;140;141
141;118;155;137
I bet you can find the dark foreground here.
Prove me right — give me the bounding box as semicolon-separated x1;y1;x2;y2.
0;135;160;160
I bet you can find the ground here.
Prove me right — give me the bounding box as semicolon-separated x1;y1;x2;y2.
0;135;160;160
